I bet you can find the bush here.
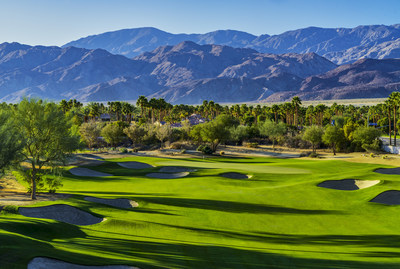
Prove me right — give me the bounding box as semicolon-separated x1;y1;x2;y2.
309;152;319;158
119;147;128;153
180;149;187;154
220;151;225;156
197;145;213;155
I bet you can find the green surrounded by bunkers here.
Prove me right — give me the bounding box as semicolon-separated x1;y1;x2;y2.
2;155;400;268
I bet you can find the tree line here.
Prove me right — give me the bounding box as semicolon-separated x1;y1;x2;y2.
1;93;399;199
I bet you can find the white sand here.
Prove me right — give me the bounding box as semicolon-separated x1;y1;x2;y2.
220;172;250;179
370;190;400;205
159;166;196;173
28;257;139;269
146;172;189;179
318;179;380;190
69;168;112;177
19;204;103;225
84;197;138;209
117;162;153;169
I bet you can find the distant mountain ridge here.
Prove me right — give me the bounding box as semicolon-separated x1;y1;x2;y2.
0;41;338;103
64;24;400;64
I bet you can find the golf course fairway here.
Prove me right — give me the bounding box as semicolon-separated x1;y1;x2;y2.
2;155;400;268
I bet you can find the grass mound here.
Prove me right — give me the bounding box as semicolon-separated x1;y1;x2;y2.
374;167;400;175
117;162;153;169
27;257;138;269
19;204;103;225
370;190;400;205
318;179;380;190
69;168;112;177
159;166;196;173
219;172;250;179
84;197;138;209
146;172;189;179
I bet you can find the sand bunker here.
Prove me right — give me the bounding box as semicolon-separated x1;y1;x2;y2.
19;204;103;225
146;172;189;179
28;257;139;269
69;168;112;177
159;166;196;173
220;172;250;179
370;190;400;205
84;197;138;209
374;167;400;175
117;161;154;169
318;179;380;190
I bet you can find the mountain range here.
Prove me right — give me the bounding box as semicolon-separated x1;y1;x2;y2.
1;24;400;104
64;25;400;64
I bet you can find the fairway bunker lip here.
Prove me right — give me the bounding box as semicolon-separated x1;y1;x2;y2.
370;190;400;205
219;172;250;179
146;172;189;179
117;161;154;169
27;257;139;269
374;167;400;175
69;168;112;177
159;166;196;173
19;204;103;226
84;196;138;209
317;179;380;190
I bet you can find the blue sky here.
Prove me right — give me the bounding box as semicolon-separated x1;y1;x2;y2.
1;0;399;46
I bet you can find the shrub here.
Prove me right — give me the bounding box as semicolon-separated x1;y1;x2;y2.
197;145;213;155
220;151;225;156
180;149;187;154
309;152;319;158
119;147;128;153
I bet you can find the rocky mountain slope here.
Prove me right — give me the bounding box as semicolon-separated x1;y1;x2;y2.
64;24;400;64
1;41;399;103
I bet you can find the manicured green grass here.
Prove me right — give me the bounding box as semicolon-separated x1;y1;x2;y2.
2;156;400;268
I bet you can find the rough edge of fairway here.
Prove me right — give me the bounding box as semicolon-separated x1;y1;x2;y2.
117;161;154;169
374;167;400;175
317;179;380;190
219;172;251;179
19;204;103;226
84;197;138;209
159;166;196;173
27;257;139;269
69;168;112;177
370;190;400;205
146;172;189;179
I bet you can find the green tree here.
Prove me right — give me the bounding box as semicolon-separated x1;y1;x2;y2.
302;125;324;153
123;123;146;145
352;126;382;152
199;114;234;152
155;124;173;148
322;126;345;155
0;109;23;173
101;122;126;147
79;120;103;148
259;120;286;149
13;99;80;199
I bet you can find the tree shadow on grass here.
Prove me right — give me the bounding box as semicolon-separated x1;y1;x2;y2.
45;234;400;269
139;197;342;215
0;217;86;240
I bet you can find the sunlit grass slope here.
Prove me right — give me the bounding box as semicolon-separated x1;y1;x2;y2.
2;156;400;268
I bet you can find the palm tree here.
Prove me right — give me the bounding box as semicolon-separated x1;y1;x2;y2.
271;104;280;123
389;92;400;146
291;96;302;127
384;100;392;145
136;96;148;119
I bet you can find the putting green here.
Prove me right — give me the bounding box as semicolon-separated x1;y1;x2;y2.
2;156;400;268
